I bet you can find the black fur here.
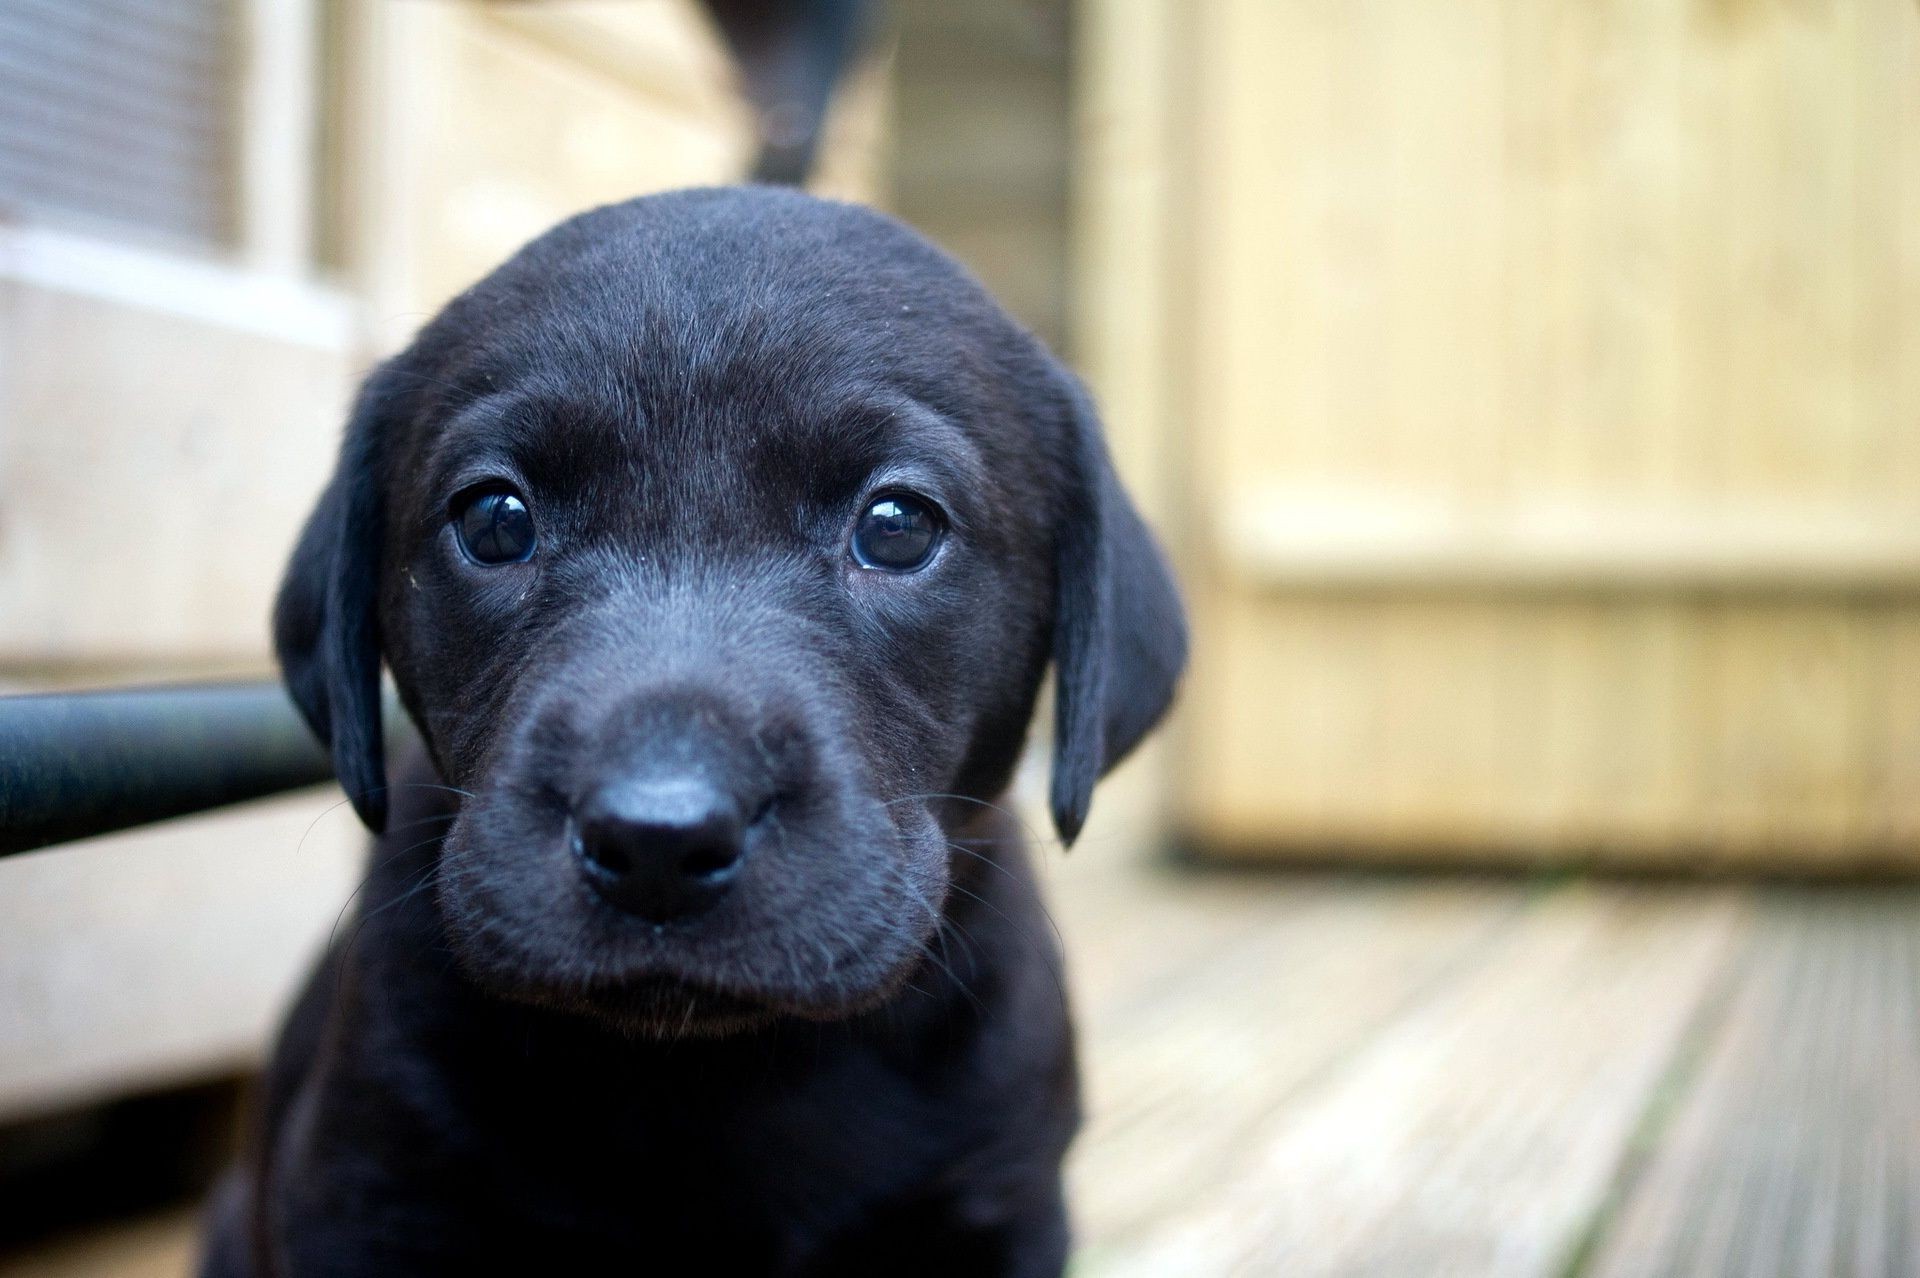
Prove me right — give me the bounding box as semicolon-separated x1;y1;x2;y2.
205;187;1184;1277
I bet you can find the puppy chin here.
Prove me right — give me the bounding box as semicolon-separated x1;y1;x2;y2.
558;966;928;1040
544;977;785;1040
460;959;926;1040
432;872;942;1040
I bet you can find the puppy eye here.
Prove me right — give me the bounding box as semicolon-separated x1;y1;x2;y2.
453;486;537;565
851;492;942;572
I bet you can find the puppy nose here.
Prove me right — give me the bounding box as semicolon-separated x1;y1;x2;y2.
572;777;750;921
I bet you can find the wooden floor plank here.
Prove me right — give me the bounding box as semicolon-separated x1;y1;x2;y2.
1048;859;1359;1027
1583;887;1920;1278
1064;873;1525;1253
1075;882;1749;1278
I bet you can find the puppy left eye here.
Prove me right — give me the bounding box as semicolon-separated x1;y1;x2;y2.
851;492;943;571
453;486;537;565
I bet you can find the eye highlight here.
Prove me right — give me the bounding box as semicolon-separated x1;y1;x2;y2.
850;492;942;572
453;486;537;565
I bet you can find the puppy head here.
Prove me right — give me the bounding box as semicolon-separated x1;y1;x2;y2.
276;188;1184;1034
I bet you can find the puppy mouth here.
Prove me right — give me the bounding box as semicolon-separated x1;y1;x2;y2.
546;898;936;1037
560;974;787;1039
516;949;926;1040
433;796;949;1037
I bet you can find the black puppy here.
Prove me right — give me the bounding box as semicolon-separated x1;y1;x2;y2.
202;186;1184;1277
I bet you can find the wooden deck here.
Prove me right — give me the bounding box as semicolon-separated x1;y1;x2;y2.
1052;849;1920;1277
6;851;1920;1276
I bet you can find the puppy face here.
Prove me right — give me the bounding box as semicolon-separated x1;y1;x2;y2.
276;189;1184;1035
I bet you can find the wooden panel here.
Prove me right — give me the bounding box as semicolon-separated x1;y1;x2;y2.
358;0;885;331
1186;596;1920;865
1222;488;1920;592
366;0;752;325
0;788;363;1122
1074;0;1920;864
890;0;1072;349
0;270;353;662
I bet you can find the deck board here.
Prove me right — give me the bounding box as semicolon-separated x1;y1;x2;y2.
1582;888;1920;1278
1062;874;1524;1252
1064;877;1748;1276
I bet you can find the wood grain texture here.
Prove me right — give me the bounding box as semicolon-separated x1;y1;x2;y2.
1584;888;1920;1278
1057;854;1920;1276
1077;0;1920;865
371;0;886;324
1065;875;1522;1253
1074;880;1747;1277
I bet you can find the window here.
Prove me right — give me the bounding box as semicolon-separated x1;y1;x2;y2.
0;0;238;249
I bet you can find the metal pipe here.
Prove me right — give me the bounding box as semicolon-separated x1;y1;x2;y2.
0;681;335;857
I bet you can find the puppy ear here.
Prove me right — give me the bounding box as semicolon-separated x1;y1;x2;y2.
274;364;399;832
1048;369;1188;845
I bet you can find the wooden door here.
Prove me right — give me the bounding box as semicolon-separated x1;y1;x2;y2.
1077;0;1920;868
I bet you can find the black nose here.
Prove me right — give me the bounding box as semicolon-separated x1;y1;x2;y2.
572;777;751;921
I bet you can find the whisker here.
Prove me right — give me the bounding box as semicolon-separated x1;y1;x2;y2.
331;857;444;1001
944;839;1070;960
352;780;477;802
326;829;453;958
885;867;982;1010
882;791;1038;839
941;875;1072;1017
676;997;699;1041
316;813;460;959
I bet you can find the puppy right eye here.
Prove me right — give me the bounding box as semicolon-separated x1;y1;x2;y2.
453;486;537;565
850;492;943;572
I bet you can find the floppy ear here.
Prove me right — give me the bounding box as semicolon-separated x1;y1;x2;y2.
1048;369;1188;845
274;364;399;832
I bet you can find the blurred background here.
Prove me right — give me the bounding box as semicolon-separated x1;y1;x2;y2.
3;0;1919;1274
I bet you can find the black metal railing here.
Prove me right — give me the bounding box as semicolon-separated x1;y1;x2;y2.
0;682;335;857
